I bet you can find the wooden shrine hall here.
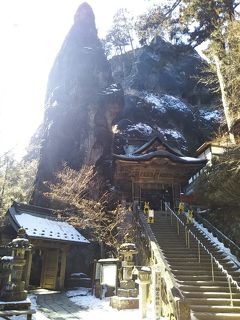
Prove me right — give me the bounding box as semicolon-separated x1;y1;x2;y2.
113;136;207;209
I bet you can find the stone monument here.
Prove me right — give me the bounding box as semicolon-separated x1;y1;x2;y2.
0;228;32;307
110;239;139;310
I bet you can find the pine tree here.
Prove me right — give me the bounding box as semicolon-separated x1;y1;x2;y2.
0;154;38;218
135;0;240;141
105;8;135;56
179;0;240;141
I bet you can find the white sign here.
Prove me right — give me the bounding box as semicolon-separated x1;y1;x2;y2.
152;266;161;320
101;264;117;287
149;209;154;218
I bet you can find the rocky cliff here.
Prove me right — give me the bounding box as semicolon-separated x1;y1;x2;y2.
110;37;221;154
32;2;124;204
31;4;221;204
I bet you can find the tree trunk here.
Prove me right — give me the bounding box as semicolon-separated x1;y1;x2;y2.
213;53;236;143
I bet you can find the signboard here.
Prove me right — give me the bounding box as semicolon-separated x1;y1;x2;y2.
101;264;117;287
148;209;154;224
152;266;161;320
95;262;101;280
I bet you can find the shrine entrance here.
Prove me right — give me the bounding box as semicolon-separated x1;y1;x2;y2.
114;137;206;209
41;248;59;289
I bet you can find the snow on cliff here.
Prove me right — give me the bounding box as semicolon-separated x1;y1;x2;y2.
144;93;190;113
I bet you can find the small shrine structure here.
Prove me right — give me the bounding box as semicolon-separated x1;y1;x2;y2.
114;136;207;208
5;201;89;290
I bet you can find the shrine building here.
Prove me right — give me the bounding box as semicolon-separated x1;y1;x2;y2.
113;136;207;209
4;201;89;290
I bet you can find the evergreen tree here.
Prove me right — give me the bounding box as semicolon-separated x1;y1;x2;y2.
194;144;240;209
0;153;38;218
178;0;240;141
105;8;135;56
135;0;182;45
135;0;240;141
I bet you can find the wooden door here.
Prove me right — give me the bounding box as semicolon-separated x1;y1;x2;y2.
40;248;59;289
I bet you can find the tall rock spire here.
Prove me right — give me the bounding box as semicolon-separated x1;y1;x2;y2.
32;2;124;205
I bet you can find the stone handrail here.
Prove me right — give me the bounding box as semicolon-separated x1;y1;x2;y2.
138;210;190;320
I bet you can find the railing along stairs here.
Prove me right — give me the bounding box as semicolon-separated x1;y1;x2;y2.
137;206;190;320
165;204;240;306
194;212;240;262
136;202;240;320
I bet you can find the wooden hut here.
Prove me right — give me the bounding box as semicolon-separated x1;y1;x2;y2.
6;201;89;290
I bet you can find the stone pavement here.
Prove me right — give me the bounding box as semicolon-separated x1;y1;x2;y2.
36;292;86;320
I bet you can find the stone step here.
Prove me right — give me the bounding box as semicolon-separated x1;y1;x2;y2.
175;275;232;282
178;280;233;286
169;260;235;266
172;270;240;276
191;305;240;313
191;311;240;320
180;285;240;293
166;257;230;263
183;291;240;299
186;298;240;306
169;261;236;272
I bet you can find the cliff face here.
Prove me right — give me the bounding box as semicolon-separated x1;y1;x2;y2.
32;3;124;204
110;37;221;154
30;5;221;204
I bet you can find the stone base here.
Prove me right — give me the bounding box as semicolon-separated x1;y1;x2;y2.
0;299;31;311
0;290;28;302
120;280;135;289
110;295;139;310
117;288;138;298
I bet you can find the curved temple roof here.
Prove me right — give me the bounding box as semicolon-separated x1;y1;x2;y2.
114;150;206;165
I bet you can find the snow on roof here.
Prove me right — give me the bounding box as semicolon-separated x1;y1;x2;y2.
144;93;189;113
8;205;89;244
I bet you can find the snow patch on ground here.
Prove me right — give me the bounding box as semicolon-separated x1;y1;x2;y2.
9;293;49;320
144;93;189;113
67;287;166;320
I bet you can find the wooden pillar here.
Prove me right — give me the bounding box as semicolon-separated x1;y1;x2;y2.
131;179;134;203
139;184;142;204
23;250;33;289
171;183;175;210
59;247;67;290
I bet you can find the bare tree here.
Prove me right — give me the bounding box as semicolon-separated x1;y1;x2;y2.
46;165;138;253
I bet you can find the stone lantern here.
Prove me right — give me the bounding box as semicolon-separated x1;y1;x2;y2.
118;242;138;297
110;239;139;310
0;228;32;302
0;256;14;293
133;266;151;319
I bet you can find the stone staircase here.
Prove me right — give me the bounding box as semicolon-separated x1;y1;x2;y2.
149;211;240;320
